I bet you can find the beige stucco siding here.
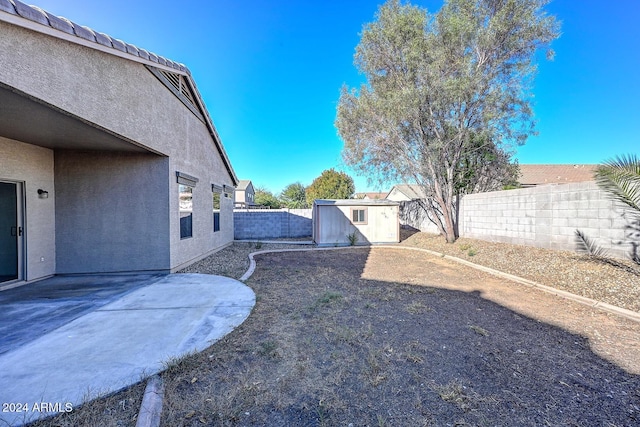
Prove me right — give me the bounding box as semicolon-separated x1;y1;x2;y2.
0;136;55;281
0;19;235;273
386;188;411;202
54;151;171;274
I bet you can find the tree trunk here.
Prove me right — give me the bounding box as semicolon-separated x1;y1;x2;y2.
442;201;457;243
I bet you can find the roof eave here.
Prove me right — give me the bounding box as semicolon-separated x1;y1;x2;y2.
0;6;186;76
0;2;238;186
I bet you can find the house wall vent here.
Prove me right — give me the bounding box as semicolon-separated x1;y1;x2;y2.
146;66;205;122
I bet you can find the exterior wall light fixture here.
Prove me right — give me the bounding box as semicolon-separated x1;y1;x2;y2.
37;189;49;199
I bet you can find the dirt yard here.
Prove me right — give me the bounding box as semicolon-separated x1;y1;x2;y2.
161;248;640;426
33;246;640;426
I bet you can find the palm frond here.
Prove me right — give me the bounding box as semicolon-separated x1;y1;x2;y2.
595;154;640;213
574;229;608;258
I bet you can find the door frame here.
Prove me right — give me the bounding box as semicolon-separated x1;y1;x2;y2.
0;180;25;286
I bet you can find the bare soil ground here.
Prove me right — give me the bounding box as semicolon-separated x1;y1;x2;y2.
400;231;640;313
30;242;640;426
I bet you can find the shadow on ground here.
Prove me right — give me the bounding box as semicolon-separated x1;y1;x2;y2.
0;274;164;355
151;248;640;427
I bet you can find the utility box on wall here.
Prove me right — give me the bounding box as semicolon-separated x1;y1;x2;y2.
312;199;400;246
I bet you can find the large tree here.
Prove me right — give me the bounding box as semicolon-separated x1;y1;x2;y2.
306;169;355;204
336;0;559;242
280;182;309;208
254;186;282;209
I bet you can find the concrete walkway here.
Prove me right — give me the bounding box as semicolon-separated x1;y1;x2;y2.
0;274;255;426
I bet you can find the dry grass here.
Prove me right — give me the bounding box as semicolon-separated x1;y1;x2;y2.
401;231;640;312
28;238;640;426
158;249;640;426
26;382;145;427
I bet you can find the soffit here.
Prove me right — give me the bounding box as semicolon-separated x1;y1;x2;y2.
0;83;161;153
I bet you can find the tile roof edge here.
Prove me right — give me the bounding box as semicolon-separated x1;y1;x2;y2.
0;0;237;185
0;0;189;75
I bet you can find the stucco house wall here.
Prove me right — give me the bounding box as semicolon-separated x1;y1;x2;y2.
313;200;400;246
0;4;237;282
54;151;171;274
0;137;55;281
386;187;412;202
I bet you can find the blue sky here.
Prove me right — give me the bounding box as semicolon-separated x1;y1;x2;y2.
32;0;640;194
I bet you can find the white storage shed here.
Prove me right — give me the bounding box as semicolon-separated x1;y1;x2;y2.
312;199;400;246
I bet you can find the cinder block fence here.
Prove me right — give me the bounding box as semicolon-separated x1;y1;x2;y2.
234;209;312;240
402;182;636;260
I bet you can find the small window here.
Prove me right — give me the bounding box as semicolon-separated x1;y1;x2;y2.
351;208;367;224
212;190;221;232
224;185;234;199
179;184;193;239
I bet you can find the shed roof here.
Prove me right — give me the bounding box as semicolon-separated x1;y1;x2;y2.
518;164;597;186
0;0;238;185
314;199;399;206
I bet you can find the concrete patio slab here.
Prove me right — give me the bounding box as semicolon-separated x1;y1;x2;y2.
0;274;166;355
0;273;255;426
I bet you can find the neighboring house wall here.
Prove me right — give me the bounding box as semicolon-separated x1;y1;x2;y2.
0;136;55;281
313;201;399;246
386;187;412;202
234;209;312;239
235;181;255;207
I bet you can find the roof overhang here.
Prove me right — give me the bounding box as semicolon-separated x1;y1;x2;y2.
0;82;163;154
0;2;238;183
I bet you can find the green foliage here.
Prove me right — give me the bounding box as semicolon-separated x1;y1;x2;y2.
347;231;359;246
336;0;560;243
306;169;355;204
254;186;282;209
280;182;309;208
594;154;640;264
595;154;640;213
574;229;608;258
317;291;343;305
257;340;278;358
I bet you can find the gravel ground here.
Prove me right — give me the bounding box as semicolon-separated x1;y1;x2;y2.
178;241;308;279
400;232;640;313
180;234;640;314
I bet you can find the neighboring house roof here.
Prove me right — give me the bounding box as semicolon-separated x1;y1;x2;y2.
236;180;253;191
314;199;399;206
353;192;388;200
0;0;238;185
518;164;597;186
386;184;426;200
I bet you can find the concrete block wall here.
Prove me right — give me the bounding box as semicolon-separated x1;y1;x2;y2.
402;182;635;260
460;182;632;258
234;209;312;239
